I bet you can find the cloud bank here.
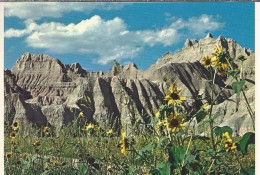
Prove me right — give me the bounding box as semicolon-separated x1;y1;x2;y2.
5;14;223;64
4;2;127;20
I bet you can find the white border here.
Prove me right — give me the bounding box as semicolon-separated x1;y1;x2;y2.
0;2;4;174
255;2;259;175
0;2;258;175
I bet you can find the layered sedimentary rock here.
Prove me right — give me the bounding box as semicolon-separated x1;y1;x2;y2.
4;34;255;136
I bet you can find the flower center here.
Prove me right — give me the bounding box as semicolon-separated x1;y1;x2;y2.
227;142;232;147
170;93;179;100
205;59;211;65
170;118;179;127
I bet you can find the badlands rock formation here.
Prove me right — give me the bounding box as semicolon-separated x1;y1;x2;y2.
4;33;255;136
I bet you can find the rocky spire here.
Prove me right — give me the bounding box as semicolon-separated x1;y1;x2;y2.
205;33;213;39
184;39;192;47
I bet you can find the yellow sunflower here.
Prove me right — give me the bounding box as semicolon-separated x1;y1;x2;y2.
11;139;18;148
220;62;229;70
79;111;84;118
106;129;116;136
201;55;212;69
83;123;97;134
156;119;165;127
164;84;186;106
213;45;224;55
5;152;12;159
224;139;237;152
53;159;59;166
211;55;219;68
212;46;231;72
32;140;41;147
86;123;95;130
202;103;210;111
217;66;228;76
222;132;231;139
10;132;16;139
44;162;50;170
11;121;19;131
165;113;184;133
119;131;128;155
222;132;236;151
155;118;166;133
43;127;51;136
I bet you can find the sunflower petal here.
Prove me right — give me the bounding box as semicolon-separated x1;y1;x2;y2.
121;131;126;138
170;85;177;93
168;99;174;105
179;96;186;101
164;95;172;101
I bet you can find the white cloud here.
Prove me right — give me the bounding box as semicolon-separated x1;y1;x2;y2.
5;14;223;65
170;14;224;35
4;2;127;20
5;28;28;38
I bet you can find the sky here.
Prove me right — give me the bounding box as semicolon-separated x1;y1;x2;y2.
4;2;255;72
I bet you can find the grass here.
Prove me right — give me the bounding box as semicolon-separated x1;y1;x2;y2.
4;121;255;175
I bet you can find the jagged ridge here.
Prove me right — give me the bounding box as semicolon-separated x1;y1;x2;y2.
4;34;255;136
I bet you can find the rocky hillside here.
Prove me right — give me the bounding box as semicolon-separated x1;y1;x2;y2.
4;33;255;136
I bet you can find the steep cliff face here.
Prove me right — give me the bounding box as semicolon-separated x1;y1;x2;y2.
4;34;255;136
4;70;32;99
11;53;75;98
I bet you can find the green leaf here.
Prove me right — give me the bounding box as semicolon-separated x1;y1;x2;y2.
157;162;171;175
156;136;168;148
185;155;196;163
232;80;245;94
214;126;233;137
194;109;207;123
228;69;240;77
168;145;186;168
141;143;154;152
135;143;154;162
238;132;255;155
126;165;136;175
79;163;88;175
241;167;255;175
238;55;247;62
149;169;161;175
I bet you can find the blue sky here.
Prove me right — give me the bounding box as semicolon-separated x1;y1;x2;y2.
4;2;255;72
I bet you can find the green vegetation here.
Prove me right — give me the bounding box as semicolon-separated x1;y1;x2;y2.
5;46;255;175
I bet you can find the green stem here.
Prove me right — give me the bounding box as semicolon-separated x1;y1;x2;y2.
181;134;193;169
207;158;215;173
209;68;217;152
241;90;255;130
240;61;243;80
225;57;255;129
